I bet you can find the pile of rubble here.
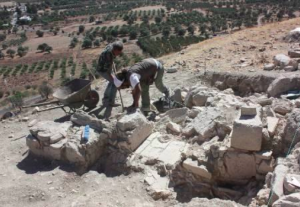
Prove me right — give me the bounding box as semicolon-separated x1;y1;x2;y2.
25;82;300;206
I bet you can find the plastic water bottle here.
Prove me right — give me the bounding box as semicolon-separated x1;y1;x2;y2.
83;125;90;142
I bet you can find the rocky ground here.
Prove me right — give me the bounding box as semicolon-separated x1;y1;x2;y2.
2;19;300;207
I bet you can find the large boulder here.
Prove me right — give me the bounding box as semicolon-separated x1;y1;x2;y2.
284;28;300;43
116;110;154;151
267;75;300;97
272;100;293;115
273;54;298;70
283;109;300;153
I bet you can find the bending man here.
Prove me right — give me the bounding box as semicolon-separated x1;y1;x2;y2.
116;58;170;113
96;41;123;107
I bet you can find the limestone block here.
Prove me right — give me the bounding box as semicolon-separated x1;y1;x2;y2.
223;151;256;180
283;174;300;194
241;106;257;116
231;115;262;151
183;158;212;180
134;132;189;169
166;122;182;135
117;111;154;151
257;159;275;174
267;117;279;136
273;193;300;207
269;164;289;205
145;170;171;200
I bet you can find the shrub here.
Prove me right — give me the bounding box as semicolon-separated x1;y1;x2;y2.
9;91;24;111
36;30;44;37
25;85;31;90
37;43;52;53
6;49;16;58
38;82;53;99
82;38;92;49
0;34;6;42
93;39;100;47
17;46;29;57
79;25;85;33
0;90;3;98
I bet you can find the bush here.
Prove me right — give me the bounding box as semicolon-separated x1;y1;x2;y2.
0;34;6;42
82;38;92;49
2;43;8;49
0;90;3;99
17;46;29;57
38;82;53;99
9;91;24;111
36;30;44;37
93;39;100;47
129;30;138;40
37;43;52;53
79;25;85;33
25;85;31;90
6;49;16;58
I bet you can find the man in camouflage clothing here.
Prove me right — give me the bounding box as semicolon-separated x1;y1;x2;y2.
96;41;123;106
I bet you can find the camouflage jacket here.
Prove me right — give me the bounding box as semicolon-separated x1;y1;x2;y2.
97;44;115;74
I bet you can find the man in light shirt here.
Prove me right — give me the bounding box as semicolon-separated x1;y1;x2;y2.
114;58;170;113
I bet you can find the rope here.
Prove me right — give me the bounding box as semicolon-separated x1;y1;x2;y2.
267;124;300;206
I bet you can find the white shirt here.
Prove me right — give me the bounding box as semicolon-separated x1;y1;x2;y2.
129;73;141;88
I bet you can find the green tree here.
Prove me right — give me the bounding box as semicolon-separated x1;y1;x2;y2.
36;30;44;37
82;38;92;49
155;16;162;24
17;46;29;57
94;39;100;47
79;25;85;33
129;30;138;40
9;91;23;111
0;51;4;59
0;34;6;42
6;49;15;58
162;27;170;37
188;25;195;35
37;43;52;53
89;15;95;23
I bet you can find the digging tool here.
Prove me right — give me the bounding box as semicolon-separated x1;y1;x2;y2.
112;62;125;112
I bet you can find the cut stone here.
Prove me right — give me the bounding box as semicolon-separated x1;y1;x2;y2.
241;106;257;116
230;115;262;151
222;151;256;180
269;164;289;205
134;132;189;169
117;111;154;151
257;159;275;174
183;158;212;180
267;117;279;136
